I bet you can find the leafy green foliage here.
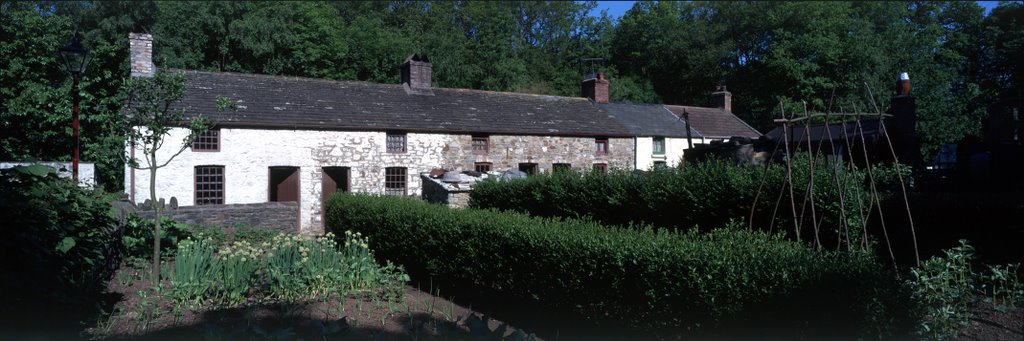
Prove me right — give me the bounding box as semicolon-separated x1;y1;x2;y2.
121;214;194;261
612;1;992;158
168;231;407;307
0;1;157;192
326;193;913;336
0;1;1013;183
121;70;211;286
908;240;1024;340
0;166;121;321
470;155;905;249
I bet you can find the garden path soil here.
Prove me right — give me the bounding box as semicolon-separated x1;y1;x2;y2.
957;301;1023;341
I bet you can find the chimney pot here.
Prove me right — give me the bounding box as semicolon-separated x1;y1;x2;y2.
896;72;911;96
129;33;155;78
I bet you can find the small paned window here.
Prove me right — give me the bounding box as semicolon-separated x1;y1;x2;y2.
653;137;665;155
195;165;224;205
593;163;608;174
552;163;571;173
474;162;492;173
596;138;609;155
192;129;220;151
518;163;538;176
472;136;489;155
386;132;406;153
385;167;407;196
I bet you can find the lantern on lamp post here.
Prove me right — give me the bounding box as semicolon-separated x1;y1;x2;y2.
58;34;91;182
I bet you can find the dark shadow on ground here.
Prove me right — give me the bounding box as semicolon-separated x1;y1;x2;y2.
406;276;652;341
403;274;916;341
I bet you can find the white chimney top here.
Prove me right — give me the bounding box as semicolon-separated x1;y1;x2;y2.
899;72;909;81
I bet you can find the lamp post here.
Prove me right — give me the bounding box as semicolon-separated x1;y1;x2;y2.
58;34;91;182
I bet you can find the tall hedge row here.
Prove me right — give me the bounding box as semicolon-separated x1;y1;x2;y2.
326;193;913;337
470;156;907;247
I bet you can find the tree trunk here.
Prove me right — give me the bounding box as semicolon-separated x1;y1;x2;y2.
150;149;161;288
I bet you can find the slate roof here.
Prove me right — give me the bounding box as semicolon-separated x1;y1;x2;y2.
600;103;701;138
171;70;632;137
663;105;761;139
764;119;885;143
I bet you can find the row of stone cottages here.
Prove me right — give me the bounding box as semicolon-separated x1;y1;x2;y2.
122;33;761;233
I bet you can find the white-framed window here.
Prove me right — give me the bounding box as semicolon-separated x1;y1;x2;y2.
653;136;665;155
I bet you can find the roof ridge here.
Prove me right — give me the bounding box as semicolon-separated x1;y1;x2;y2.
437;87;590;102
663;104;724;112
170;68;594;102
167;68;396;88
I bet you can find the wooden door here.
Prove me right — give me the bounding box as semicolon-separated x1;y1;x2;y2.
321;167;350;203
321;167;350;223
269;167;300;202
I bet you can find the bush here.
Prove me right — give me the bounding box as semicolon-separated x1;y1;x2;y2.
122;214;194;261
0;166;122;321
326;193;913;337
470;154;908;249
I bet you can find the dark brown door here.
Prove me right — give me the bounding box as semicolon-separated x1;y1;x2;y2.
321;167;350;225
269;167;300;202
322;167;350;205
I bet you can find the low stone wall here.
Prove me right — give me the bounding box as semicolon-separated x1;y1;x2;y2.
421;174;472;208
137;202;299;233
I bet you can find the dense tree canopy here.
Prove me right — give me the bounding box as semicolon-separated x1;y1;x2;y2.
2;1;1021;190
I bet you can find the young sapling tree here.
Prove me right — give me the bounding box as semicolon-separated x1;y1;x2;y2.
122;71;233;285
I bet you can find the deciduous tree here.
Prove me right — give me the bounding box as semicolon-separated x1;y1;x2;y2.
121;71;210;285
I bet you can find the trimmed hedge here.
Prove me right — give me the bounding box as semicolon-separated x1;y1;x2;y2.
326;193;913;337
470;155;908;247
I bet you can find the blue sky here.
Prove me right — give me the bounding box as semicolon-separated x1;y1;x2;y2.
592;1;1007;20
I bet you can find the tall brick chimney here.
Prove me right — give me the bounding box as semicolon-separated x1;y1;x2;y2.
129;33;155;78
581;72;609;104
711;85;731;112
402;54;432;95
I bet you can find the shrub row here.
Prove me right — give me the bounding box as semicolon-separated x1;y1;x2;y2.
470;155;908;247
326;193;913;337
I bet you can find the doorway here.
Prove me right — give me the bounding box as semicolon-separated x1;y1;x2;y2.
321;167;350;223
269;166;300;202
322;167;350;204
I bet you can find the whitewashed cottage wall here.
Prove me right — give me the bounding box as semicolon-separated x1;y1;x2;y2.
126;127;633;234
633;137;705;170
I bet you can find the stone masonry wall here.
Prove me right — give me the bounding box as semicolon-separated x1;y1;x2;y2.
440;134;634;172
127;128;453;234
137;202;299;234
127;128;634;233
